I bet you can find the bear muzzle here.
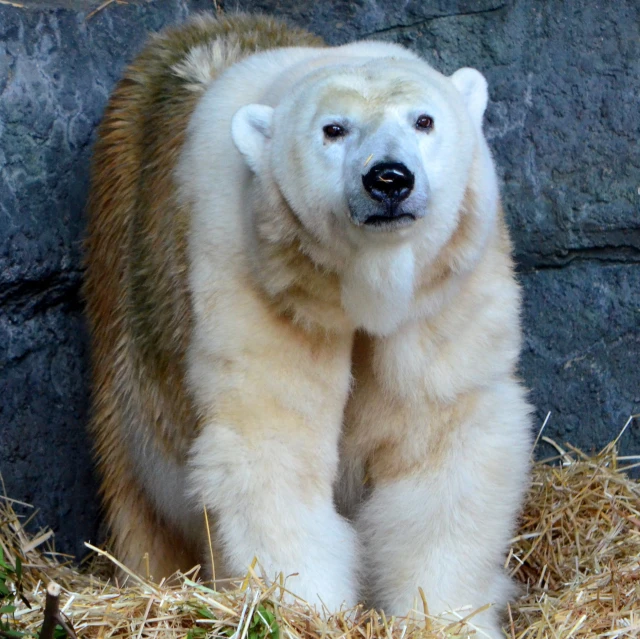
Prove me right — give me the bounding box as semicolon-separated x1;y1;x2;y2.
360;162;418;228
346;156;428;231
362;162;414;203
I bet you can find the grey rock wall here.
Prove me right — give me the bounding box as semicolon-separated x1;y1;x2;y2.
1;0;638;556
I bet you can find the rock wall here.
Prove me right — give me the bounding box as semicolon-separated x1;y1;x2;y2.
0;0;638;556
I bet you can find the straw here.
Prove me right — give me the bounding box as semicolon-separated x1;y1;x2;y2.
0;432;638;639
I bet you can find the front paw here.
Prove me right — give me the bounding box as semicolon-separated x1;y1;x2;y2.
279;534;359;611
381;592;505;639
255;517;359;612
281;576;357;612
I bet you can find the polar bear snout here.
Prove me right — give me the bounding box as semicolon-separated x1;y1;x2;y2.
360;162;418;228
362;162;414;206
348;158;427;230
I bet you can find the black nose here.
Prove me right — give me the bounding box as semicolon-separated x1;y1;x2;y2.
362;162;415;203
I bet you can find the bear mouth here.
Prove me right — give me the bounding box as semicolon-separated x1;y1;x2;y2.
363;213;417;228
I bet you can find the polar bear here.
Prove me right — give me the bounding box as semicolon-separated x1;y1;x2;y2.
85;13;532;637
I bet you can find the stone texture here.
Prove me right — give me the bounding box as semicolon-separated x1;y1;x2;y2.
520;262;640;457
0;0;215;557
0;0;638;555
0;279;96;557
236;0;640;267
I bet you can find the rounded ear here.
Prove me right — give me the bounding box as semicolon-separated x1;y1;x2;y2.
231;104;274;173
450;67;488;128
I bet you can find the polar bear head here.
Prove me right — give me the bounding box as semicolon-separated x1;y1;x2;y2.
232;54;497;334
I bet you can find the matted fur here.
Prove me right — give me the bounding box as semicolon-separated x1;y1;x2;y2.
85;13;532;638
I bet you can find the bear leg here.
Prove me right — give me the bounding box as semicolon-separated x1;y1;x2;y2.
348;381;530;637
105;470;199;583
187;410;359;610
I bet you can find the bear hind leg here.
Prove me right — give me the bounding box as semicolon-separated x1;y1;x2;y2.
105;474;199;583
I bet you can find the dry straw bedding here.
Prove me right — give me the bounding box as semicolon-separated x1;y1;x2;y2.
1;431;639;639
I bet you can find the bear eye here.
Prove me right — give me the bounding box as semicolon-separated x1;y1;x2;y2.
415;115;434;132
323;123;347;139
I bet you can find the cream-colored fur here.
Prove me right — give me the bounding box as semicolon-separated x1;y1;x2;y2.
87;15;531;637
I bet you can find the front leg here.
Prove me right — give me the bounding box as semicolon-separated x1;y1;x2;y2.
187;318;358;611
344;334;531;636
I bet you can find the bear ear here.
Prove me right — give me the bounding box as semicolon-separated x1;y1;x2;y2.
450;67;488;128
231;104;274;173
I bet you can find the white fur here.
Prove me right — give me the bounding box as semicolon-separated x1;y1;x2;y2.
451;67;489;129
341;245;416;335
171;35;531;626
231;104;273;173
190;423;359;609
354;382;531;635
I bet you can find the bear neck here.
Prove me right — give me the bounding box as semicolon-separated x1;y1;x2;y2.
248;166;499;337
249;185;354;336
409;138;503;323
